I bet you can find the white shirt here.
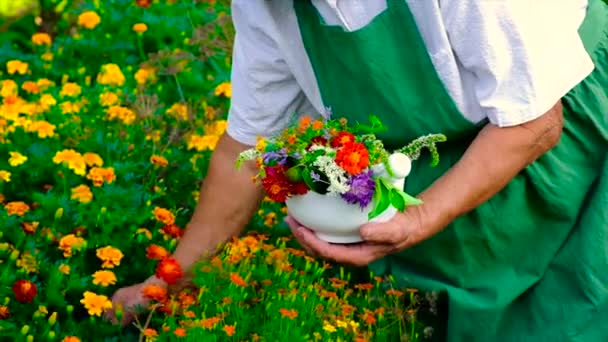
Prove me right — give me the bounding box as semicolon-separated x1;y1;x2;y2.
226;0;594;146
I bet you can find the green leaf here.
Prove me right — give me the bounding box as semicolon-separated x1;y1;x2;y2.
302;167;327;194
368;180;390;220
390;189;406;212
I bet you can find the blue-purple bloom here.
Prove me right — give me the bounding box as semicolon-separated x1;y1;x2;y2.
341;170;375;209
263;149;289;165
310;170;322;182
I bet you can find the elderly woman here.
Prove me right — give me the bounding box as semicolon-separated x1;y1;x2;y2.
110;0;608;340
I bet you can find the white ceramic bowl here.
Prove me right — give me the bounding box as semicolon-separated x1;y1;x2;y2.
285;153;412;244
285;191;398;243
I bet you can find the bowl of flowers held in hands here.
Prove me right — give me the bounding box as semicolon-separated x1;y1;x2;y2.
236;115;446;244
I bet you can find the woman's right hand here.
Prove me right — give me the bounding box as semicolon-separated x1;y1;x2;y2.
105;276;166;326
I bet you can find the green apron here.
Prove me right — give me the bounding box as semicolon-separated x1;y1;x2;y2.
294;0;608;340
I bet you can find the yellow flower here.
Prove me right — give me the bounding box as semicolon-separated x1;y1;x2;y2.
60;83;81;97
41;52;54;62
105;106;136;125
16;251;39;274
53;149;86;176
38;94;56;111
9;152;27;167
99;91;119;107
214;82;231;98
36;78;54;91
5;201;29;216
92;270;117;287
83;152;103;167
62;337;80;342
255;137;266;152
7;60;28;75
322;321;336;333
0;170;11;182
145;130;161;142
77;11;101;30
166;103;188;121
186;134;219;152
80;291;112;316
58;264;71;275
204;120;227;136
31;33;52;46
132;23;148;33
134;66;156;85
71;185;93;204
58;234;86;258
135;228;152;240
26;120;55;138
97;64;125;87
96;246;123;269
59;101;81;114
1;80;18;97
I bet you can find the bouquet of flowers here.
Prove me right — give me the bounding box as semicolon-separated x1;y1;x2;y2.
236;115;445;243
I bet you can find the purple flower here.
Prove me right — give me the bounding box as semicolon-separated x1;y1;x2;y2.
263;150;288;165
310;170;322;182
341;170;375;209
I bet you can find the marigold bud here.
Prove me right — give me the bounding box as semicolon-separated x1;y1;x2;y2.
48;312;57;325
20;325;29;335
55;208;64;219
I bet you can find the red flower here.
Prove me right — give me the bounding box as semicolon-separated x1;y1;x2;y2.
330;132;356;148
135;0;150;8
306;135;328;150
161;224;184;239
335;142;370;175
12;280;37;303
261;166;308;203
155;257;183;285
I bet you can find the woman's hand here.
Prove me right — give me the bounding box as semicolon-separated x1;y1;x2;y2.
105;276;166;326
285;205;429;267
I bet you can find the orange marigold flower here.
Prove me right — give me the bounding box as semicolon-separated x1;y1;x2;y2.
83;152;103;167
385;289;404;297
143;328;157;338
0;305;9;319
298;115;311;130
86;167;115;187
335;141;370;175
142;285;167;303
6;60;28;75
21;81;39;94
222;324;235;337
199;316;221;329
152;207;175;225
71;184;93;204
62;337;80;342
311;120;324;130
32;33;52;46
96;246;123;268
173;328;186;337
145;244;170;260
229;272;247;287
279;308;299;320
5;201;30;216
97;64;125;87
80;291;112;316
132;23;148;33
77;11;101;29
12;279;37;303
150;155;168;167
21;221;38;235
155;257;183;285
58;234;86;258
92;270;117;287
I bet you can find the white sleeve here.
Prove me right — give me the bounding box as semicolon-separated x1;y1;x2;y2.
226;0;314;146
440;0;594;127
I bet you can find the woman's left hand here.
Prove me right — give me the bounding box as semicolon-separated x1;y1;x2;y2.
285;207;428;267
